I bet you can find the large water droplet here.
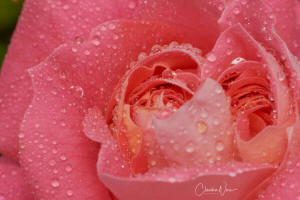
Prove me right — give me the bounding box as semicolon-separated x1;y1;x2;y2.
231;57;245;65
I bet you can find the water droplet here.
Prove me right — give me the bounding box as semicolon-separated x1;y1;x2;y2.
231;57;245;65
92;39;100;46
233;7;240;15
215;86;222;94
67;190;73;197
226;49;232;55
84;50;90;56
216;142;224;152
108;23;116;30
63;4;69;10
60;155;67;161
200;112;208;118
51;180;60;188
207;53;216;62
213;119;220;126
18;133;25;138
168;177;176;183
185;145;195;153
65;164;73;172
49;160;56;166
150;160;157;166
71;47;77;53
138;52;147;61
128;1;136;9
229;172;236;177
197;121;207;134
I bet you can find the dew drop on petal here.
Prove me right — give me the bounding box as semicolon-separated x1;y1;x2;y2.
65;164;73;172
207;53;217;62
216;142;225;152
231;57;246;65
51;180;60;188
168;177;176;183
66;190;73;197
128;1;136;9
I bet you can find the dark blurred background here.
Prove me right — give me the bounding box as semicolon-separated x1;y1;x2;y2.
0;0;24;68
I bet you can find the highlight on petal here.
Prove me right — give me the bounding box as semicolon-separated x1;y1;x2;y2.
19;19;180;200
0;157;33;200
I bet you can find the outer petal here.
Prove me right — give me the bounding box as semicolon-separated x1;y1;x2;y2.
96;134;276;200
220;0;297;54
257;153;300;200
19;20;180;200
0;157;33;200
0;0;224;159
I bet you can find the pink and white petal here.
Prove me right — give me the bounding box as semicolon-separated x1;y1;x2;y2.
0;157;33;200
98;140;276;200
0;0;224;160
19;20;180;200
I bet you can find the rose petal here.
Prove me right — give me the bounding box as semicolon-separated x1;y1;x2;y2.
19;20;180;199
83;107;110;143
219;0;300;117
0;0;223;160
153;78;234;166
0;157;33;200
0;0;125;160
296;0;300;59
96;137;277;200
220;0;297;54
256;154;300;200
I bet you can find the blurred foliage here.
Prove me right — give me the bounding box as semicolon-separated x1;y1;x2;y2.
0;0;24;68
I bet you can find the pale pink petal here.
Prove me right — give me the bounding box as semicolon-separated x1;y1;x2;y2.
19;20;179;200
0;0;223;160
0;157;33;200
153;79;234;166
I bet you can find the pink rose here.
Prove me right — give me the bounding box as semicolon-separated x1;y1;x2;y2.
1;0;300;199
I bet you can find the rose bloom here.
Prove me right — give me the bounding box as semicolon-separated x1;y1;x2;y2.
1;0;300;199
